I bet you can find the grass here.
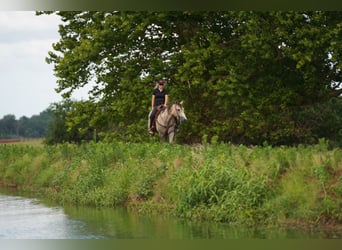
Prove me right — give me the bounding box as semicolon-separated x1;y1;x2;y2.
0;139;341;228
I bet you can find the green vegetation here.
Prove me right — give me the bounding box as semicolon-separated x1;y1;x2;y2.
2;11;341;236
1;140;341;228
4;12;342;146
35;11;342;146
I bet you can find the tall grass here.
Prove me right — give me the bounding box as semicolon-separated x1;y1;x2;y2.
0;139;341;227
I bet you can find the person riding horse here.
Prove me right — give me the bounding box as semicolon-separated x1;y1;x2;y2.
148;79;168;135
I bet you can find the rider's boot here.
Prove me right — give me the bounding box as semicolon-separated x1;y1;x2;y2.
148;119;155;136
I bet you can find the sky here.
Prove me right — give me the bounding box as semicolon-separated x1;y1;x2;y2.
0;11;89;119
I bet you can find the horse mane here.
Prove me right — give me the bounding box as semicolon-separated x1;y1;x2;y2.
167;102;182;112
167;104;173;113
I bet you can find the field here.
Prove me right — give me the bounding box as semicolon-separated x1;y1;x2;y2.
0;139;341;229
0;138;44;146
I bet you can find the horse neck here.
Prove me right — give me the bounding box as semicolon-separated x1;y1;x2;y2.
159;105;176;124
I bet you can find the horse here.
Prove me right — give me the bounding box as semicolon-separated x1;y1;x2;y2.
148;102;187;144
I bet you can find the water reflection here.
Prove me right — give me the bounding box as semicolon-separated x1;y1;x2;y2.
0;194;103;239
63;205;341;239
0;190;340;239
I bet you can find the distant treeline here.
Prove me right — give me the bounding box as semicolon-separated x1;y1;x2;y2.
0;110;54;139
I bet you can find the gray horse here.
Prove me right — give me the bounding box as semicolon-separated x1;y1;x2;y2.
148;102;187;144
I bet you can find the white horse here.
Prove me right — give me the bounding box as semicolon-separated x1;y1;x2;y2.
148;102;187;144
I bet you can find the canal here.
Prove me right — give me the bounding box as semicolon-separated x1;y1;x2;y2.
0;189;340;239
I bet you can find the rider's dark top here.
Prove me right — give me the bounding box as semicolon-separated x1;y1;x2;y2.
153;88;168;107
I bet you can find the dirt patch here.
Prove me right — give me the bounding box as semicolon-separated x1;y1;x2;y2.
0;139;20;144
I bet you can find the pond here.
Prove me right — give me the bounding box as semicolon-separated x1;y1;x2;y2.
0;189;340;239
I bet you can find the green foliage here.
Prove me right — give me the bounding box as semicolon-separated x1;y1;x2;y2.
39;11;342;146
169;157;270;224
0;115;17;138
294;98;342;147
45;99;99;144
1;141;341;227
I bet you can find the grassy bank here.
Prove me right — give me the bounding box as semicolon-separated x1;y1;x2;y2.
0;140;341;228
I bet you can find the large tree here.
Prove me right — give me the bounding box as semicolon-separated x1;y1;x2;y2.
40;11;342;145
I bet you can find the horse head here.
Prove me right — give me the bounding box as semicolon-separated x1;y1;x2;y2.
171;101;187;122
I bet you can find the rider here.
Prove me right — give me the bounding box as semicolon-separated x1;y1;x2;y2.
148;79;168;135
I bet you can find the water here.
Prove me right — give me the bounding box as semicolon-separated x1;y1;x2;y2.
0;190;340;239
0;194;101;239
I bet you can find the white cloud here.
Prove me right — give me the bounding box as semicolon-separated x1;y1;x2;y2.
0;38;57;92
0;11;60;32
0;11;60;71
0;11;92;118
0;39;56;72
0;11;62;118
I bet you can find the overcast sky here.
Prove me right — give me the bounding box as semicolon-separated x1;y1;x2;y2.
0;11;89;119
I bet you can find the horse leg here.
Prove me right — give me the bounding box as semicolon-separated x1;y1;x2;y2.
168;131;175;144
159;133;166;143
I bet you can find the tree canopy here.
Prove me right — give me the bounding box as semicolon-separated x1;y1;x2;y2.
40;11;342;146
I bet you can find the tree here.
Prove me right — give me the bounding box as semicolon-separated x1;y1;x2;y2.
0;114;18;138
40;11;342;145
175;11;342;144
45;99;102;144
18;111;54;138
45;99;75;144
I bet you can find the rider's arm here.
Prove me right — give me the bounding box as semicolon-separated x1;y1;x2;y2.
164;94;168;106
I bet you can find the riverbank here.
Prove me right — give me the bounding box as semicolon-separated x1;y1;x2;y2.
0;140;341;231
